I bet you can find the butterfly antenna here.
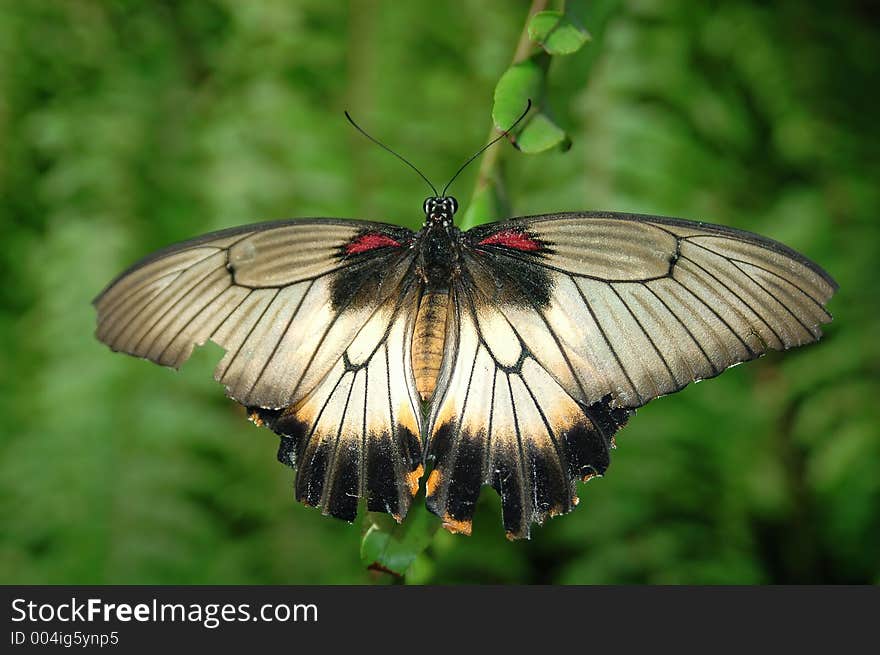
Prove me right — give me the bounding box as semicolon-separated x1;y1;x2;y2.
344;110;439;197
440;98;532;197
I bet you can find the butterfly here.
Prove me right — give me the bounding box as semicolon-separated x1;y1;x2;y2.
92;111;837;540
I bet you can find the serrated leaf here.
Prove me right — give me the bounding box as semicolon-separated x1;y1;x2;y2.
492;58;543;129
360;500;440;578
528;10;591;55
516;112;571;153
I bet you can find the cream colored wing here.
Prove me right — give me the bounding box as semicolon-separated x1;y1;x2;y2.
252;284;424;522
463;211;837;410
94;218;415;409
95;218;425;521
424;211;836;539
425;283;629;540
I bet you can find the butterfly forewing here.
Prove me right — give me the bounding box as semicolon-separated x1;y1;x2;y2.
462;212;837;411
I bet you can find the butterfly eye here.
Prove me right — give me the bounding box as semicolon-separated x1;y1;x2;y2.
447;197;458;215
423;198;434;215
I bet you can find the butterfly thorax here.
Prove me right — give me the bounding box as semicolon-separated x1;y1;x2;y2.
416;222;460;286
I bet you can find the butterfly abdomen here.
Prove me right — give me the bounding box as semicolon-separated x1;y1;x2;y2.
412;290;449;402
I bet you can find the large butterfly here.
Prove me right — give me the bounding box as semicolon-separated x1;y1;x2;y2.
93;199;836;539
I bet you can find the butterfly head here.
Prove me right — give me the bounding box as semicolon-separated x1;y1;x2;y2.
423;196;458;226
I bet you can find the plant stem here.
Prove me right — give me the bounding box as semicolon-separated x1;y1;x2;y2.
469;0;549;213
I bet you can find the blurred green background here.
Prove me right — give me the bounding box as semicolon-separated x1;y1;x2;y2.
1;0;878;584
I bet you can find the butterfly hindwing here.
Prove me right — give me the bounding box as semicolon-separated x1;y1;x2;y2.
94;218;425;522
425;275;630;539
251;283;424;521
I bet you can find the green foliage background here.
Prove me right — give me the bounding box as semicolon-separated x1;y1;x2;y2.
1;0;877;584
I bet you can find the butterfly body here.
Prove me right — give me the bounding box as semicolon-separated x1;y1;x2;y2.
412;290;449;402
409;199;467;401
94;201;836;539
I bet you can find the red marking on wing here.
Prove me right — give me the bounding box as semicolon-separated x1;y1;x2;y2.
345;233;402;254
477;229;541;252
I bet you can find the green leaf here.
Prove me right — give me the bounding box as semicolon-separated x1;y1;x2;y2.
492;57;543;129
517;112;571;153
360;500;440;578
491;55;570;154
528;10;591;55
